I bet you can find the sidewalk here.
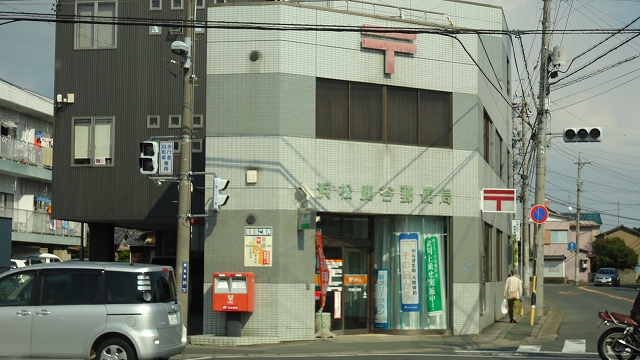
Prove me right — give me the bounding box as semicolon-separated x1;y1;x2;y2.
185;297;562;357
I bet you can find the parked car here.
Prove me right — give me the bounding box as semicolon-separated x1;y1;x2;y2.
593;267;620;286
0;261;186;359
15;252;62;265
9;259;26;269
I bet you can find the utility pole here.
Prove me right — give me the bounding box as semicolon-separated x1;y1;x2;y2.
520;100;531;296
574;153;591;286
176;0;195;333
532;0;553;318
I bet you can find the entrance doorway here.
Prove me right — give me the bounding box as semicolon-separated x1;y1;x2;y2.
322;246;370;334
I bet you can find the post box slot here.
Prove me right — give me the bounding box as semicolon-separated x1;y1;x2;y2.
214;277;231;294
231;279;247;294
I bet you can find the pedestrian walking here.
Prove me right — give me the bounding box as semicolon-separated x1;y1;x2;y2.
504;268;523;323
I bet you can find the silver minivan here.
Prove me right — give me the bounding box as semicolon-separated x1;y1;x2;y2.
0;261;186;359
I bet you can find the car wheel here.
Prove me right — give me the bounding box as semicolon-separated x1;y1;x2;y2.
96;338;136;360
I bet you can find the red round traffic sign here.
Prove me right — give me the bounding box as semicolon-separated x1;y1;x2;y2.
530;205;549;224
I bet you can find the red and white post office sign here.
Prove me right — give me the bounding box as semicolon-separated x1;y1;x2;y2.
481;188;516;213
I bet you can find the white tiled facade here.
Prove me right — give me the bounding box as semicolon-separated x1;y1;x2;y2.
204;1;512;340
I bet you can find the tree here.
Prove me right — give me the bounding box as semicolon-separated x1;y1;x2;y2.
116;250;130;263
591;236;638;270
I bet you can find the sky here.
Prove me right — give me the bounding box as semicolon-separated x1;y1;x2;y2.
1;0;639;231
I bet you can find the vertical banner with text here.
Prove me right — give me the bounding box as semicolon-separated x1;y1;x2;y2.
374;269;389;328
424;235;443;314
399;233;420;312
316;230;330;312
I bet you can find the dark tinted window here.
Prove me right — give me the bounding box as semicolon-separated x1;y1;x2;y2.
419;91;451;147
316;79;348;139
387;87;418;145
316;79;452;148
105;270;176;304
351;83;382;142
41;269;102;305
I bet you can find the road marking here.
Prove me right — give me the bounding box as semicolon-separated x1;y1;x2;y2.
562;339;586;353
580;286;635;302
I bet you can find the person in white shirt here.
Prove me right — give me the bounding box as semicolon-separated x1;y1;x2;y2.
504;268;523;323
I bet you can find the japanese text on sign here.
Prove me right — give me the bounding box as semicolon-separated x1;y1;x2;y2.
244;226;273;267
317;181;452;205
399;233;420;312
424;235;443;315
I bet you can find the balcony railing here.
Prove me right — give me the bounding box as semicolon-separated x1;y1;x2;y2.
0;135;52;169
0;207;82;238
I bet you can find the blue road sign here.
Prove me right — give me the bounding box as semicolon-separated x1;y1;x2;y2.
568;241;577;251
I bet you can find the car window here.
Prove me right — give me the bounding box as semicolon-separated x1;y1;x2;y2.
41;269;103;305
105;270;176;304
0;271;36;306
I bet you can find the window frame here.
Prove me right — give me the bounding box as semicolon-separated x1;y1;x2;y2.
169;115;182;129
150;0;161;10
171;0;183;10
315;79;452;148
192;139;203;153
193;114;203;128
75;0;117;50
147;115;160;129
72;116;115;167
149;25;162;36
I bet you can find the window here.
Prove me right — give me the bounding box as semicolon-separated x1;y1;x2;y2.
550;230;568;244
171;0;183;10
350;83;382;142
73;117;114;166
149;26;161;35
105;270;176;304
75;1;116;49
150;0;161;10
169;26;183;35
192;139;203;153
483;112;491;163
316;79;452;147
147;115;160;129
193;114;203;128
496;230;503;281
169;115;181;128
0;271;35;307
172;141;201;153
387;87;417;145
41;270;101;305
420;91;451;147
196;0;205;8
316;79;348;140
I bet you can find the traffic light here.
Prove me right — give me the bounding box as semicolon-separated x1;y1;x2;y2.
139;141;159;174
562;127;602;142
212;177;230;212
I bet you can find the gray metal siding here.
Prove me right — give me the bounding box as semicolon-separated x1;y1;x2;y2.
52;0;206;229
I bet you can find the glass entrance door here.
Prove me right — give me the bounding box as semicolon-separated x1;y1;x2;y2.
343;248;369;331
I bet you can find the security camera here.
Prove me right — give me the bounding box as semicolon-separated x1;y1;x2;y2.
298;183;314;200
171;41;190;57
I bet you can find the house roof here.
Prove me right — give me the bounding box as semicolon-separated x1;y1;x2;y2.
558;212;603;225
598;224;640;238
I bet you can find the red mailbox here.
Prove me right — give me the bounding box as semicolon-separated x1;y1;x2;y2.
212;272;255;312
